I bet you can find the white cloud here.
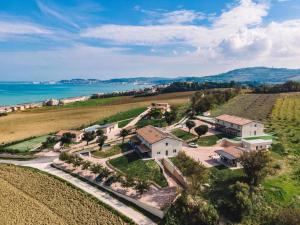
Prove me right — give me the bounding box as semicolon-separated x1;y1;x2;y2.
157;10;206;24
0;21;51;36
36;0;80;29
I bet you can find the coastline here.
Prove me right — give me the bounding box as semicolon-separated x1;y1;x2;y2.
0;82;153;108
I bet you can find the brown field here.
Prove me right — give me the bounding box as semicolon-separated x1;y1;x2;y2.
0;164;131;225
0;92;192;143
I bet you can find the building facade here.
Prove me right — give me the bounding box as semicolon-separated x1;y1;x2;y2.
215;114;264;138
131;125;182;158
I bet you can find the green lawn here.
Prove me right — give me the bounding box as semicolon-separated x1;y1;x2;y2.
92;144;131;158
136;118;167;128
3;135;49;152
109;152;168;187
233;135;274;141
98;107;147;125
118;119;133;128
171;129;196;141
197;135;223;146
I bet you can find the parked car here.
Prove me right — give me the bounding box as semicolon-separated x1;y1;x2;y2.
188;142;198;148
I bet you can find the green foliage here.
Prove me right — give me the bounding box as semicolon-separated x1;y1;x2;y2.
197;135;222;146
97;135;107;150
194;125;208;139
165;108;177;125
164;193;219;225
120;129;129;143
61;132;76;144
191;89;239;114
92;143;130;158
265;208;300;225
83;131;96;144
134;180;150;195
41;136;56;149
185;120;196;132
59;151;70;161
90;163;104;175
255;81;300;94
81;161;91;170
240;150;272;187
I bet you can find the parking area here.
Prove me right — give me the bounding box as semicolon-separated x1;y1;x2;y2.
182;145;221;167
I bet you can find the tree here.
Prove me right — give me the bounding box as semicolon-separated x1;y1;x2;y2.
42;136;56;149
165;109;177;125
186;120;196;133
90;163;103;175
100;167;112;179
96;129;104;137
240;150;272;188
81;161;91;170
229;181;253;221
134;180;150;195
97;135;107;150
61;132;76;144
194;125;208;139
164;192;219;225
120;129;129;143
83;131;96;145
149;109;163;119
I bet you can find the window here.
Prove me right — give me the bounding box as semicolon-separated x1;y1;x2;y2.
256;146;258;150
157;151;160;154
254;131;257;136
173;149;177;153
254;124;257;127
166;142;168;146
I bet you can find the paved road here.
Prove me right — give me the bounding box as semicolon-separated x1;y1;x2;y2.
0;157;156;225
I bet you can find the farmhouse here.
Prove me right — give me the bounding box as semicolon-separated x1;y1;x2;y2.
130;125;182;158
56;130;84;142
84;122;119;136
215;114;264;138
150;103;171;114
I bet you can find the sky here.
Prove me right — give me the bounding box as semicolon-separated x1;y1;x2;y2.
0;0;300;81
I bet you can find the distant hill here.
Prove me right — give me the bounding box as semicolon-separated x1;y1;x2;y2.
186;67;300;83
58;67;300;85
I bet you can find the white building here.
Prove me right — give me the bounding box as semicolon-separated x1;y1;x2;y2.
215;114;264;138
59;96;89;105
150;103;171;114
84;123;119;136
130;125;182;158
242;139;272;151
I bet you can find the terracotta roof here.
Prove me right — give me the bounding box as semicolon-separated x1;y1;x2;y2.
216;114;253;126
56;130;83;136
215;147;244;160
136;125;180;144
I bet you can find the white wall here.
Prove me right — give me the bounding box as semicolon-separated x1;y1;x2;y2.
241;122;264;138
151;138;182;158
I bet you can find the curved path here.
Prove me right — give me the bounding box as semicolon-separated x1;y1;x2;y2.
0;157;156;225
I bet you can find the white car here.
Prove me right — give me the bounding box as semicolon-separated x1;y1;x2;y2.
188;142;198;148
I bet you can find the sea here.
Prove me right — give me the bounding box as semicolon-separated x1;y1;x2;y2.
0;82;151;106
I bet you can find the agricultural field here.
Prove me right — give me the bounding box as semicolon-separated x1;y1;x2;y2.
262;93;300;208
0;92;192;144
171;129;196;141
0;164;132;225
3;135;49;152
92;143;131;158
109;152;168;187
212;93;279;121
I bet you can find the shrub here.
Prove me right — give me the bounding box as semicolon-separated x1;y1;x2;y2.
59;152;70;161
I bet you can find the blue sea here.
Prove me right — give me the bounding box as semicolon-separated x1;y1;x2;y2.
0;82;151;106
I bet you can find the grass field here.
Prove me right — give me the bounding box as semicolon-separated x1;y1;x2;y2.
0;92;192;144
136;118;168;128
109;152;168;187
98;107;147;125
171;129;196;141
3;135;49;152
0;164;132;225
92;144;131;158
197;135;223;146
212;93;279;121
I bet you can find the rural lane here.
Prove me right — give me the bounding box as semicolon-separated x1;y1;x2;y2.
0;157;156;225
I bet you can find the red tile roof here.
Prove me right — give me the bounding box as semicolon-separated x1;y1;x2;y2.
216;114;253;126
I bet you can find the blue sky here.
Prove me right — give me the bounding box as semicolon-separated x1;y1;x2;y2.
0;0;300;81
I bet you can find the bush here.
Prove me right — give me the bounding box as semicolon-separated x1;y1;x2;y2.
59;152;70;161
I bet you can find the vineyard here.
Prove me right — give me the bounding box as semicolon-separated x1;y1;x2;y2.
268;93;300;154
212;93;279;121
0;164;132;225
